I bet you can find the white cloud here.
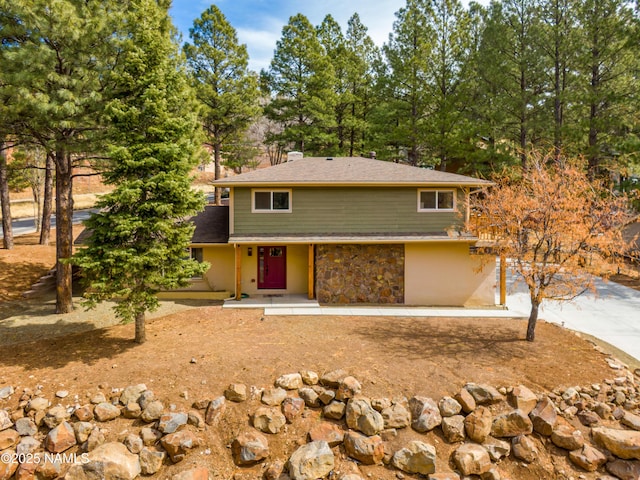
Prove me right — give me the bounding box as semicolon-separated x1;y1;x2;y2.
237;27;281;72
235;0;404;71
172;0;490;72
298;0;401;46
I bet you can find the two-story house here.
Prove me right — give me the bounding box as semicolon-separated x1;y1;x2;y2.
181;156;496;306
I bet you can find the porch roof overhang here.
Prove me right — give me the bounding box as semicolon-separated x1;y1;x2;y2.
228;232;480;245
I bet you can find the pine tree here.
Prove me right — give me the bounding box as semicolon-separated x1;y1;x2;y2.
0;0;124;312
183;5;260;204
262;14;337;154
539;0;581;161
453;3;511;174
575;0;636;177
475;0;547;170
375;0;433;165
317;15;349;154
423;0;473;171
73;0;206;344
344;14;379;157
0;12;20;250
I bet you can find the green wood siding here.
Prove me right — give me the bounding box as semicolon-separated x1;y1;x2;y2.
233;187;464;234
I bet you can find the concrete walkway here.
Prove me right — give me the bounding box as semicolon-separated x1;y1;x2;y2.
224;271;640;362
223;294;521;318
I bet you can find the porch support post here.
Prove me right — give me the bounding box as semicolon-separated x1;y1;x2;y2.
499;252;506;306
465;187;471;231
308;243;315;300
235;244;242;300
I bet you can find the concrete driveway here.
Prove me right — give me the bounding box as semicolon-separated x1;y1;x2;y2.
504;270;640;362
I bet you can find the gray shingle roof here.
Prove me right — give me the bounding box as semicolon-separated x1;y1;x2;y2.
213;156;490;187
74;205;230;246
190;205;229;244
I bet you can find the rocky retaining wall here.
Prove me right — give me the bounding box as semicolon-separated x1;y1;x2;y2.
0;365;639;480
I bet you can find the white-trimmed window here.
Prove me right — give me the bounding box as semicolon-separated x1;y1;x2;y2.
418;189;456;211
252;189;292;213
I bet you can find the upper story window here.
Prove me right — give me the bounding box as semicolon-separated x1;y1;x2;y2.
252;189;292;213
418;189;455;212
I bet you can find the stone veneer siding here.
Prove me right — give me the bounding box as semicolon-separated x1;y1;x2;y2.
315;244;404;304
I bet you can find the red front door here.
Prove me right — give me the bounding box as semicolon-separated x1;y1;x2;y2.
258;246;287;289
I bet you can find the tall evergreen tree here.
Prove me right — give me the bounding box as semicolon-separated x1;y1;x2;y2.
477;0;547;170
317;14;349;154
423;0;473;170
262;14;337;154
539;0;580;161
0;11;21;250
575;0;636;177
375;0;433;165
0;0;123;312
344;14;379;157
184;5;260;204
457;3;515;174
73;0;206;344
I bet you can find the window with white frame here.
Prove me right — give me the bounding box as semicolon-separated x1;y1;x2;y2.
252;189;292;212
418;189;455;211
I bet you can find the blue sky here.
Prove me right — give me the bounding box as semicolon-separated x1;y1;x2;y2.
169;1;488;73
170;1;411;72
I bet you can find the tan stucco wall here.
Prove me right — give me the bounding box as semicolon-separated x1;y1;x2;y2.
405;243;496;307
165;245;235;295
237;244;308;296
203;245;236;292
157;291;231;300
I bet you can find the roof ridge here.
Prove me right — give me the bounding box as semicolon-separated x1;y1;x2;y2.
214;156;490;187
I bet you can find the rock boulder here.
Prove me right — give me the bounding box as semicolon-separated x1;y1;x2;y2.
287;441;334;480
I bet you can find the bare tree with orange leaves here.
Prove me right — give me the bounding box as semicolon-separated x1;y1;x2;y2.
473;153;637;341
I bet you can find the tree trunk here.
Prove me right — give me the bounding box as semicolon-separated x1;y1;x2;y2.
553;27;563;163
135;311;146;344
0;145;13;250
526;299;539;342
32;183;42;232
213;142;221;205
587;40;600;179
55;149;74;314
349;100;356;157
40;152;54;245
587;100;599;179
520;69;528;171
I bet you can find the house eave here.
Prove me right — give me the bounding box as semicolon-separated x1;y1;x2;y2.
213;180;492;188
227;234;481;245
189;242;230;247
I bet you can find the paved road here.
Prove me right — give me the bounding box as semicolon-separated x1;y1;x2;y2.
2;193;217;239
504;270;640;362
1;209;96;238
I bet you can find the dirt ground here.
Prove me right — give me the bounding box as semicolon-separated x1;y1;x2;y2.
1;232;640;479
